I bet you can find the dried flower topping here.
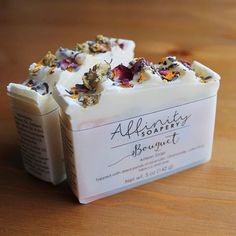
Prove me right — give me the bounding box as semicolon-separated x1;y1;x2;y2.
57;58;80;71
159;69;180;81
131;58;157;83
25;79;49;95
89;34;111;53
30;63;42;75
112;64;133;87
89;37;111;53
62;55;216;107
75;35;123;54
157;56;192;82
29;51;57;76
64;84;89;99
158;56;176;68
41;51;56;67
55;47;82;72
113;56;194;84
29;35;125;78
137;71;150;83
111;58;157;86
82;63;111;91
82;94;101;107
130;58;149;74
56;47;79;59
65;63;112;107
75;43;90;54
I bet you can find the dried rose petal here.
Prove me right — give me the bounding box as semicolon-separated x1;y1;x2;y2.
112;64;133;81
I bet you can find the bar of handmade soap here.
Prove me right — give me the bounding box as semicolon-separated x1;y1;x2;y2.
54;56;220;203
7;35;135;184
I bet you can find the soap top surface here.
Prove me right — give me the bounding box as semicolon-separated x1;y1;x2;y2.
58;56;220;108
8;35;135;96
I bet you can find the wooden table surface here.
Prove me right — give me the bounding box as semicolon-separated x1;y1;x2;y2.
1;0;236;235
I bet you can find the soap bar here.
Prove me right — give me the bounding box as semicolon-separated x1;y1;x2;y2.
7;35;135;184
54;56;220;203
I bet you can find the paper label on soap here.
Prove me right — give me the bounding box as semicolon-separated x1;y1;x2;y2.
63;96;217;201
12;108;59;182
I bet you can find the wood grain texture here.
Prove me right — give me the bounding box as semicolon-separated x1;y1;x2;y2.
0;0;236;235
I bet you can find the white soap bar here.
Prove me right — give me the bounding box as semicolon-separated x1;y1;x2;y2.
7;36;135;184
54;56;220;202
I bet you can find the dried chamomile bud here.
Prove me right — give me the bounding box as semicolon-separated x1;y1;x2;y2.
82;94;100;107
75;43;90;53
41;51;56;67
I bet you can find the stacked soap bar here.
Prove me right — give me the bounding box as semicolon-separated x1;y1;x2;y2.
53;56;220;203
7;35;135;184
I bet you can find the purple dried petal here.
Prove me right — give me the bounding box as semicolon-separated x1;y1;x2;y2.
58;58;80;71
58;59;69;70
